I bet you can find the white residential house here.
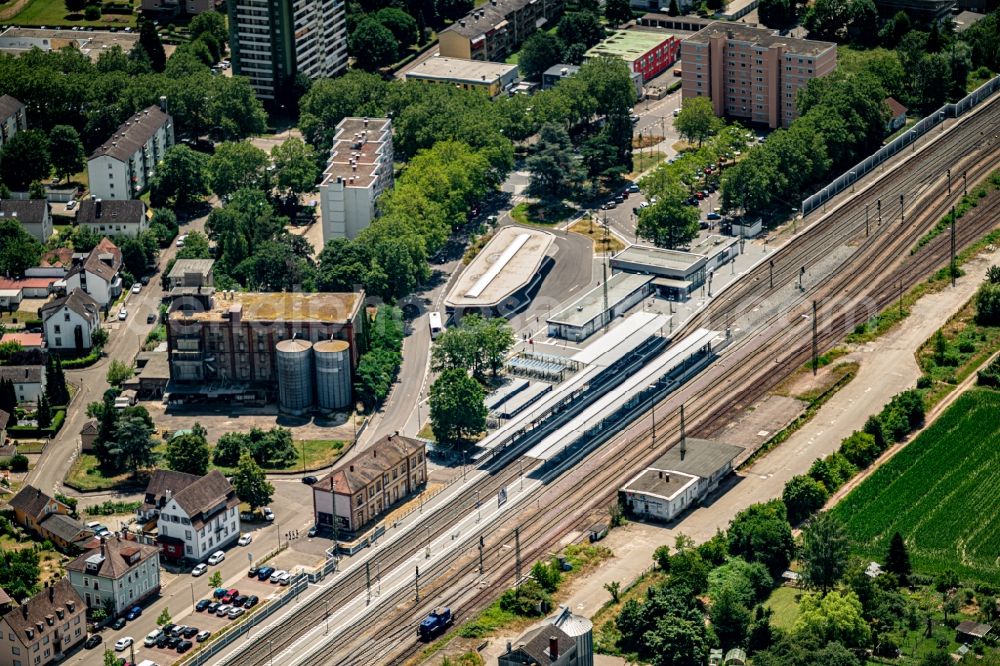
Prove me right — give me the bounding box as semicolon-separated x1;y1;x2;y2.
0;94;26;152
63;237;122;309
0;578;87;666
141;469;241;562
40;289;102;352
0;365;45;404
76;199;147;238
0;199;52;242
66;536;161;617
86;100;174;201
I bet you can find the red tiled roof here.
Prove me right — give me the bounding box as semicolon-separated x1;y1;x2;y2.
885;97;908;117
0;277;56;290
0;333;43;348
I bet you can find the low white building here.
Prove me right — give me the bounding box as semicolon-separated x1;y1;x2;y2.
0;94;26;152
76;199;147;238
141;469;241;562
318;117;393;244
40;289;102;352
86;101;174;201
0;365;45;404
66;535;161;617
0;199;51;242
63;237;122;308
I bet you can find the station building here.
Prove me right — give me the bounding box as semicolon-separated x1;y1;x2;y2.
546;273;654;342
609;235;740;301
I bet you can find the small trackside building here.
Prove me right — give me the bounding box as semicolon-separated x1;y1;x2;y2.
585;29;681;82
546;273;654;342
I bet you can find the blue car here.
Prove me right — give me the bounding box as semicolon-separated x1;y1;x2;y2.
213;587;228;599
126;606;142;621
706;212;722;220
256;566;275;581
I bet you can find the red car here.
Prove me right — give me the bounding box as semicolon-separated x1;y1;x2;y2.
695;192;704;200
222;588;239;603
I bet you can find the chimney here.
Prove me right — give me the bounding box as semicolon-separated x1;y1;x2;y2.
549;636;559;659
95;198;102;219
658;470;663;479
49;586;54;602
506;641;512;654
349;465;354;472
460;19;466;26
165;489;172;503
160;96;168;113
679;404;686;459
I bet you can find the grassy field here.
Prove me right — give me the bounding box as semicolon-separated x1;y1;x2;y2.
7;0;138;26
763;586;801;630
568;218;625;254
831;389;1000;585
628;151;666;178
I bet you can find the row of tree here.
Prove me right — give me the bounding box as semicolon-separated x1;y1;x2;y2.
354;305;405;408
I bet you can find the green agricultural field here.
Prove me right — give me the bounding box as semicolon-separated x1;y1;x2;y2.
832;389;1000;585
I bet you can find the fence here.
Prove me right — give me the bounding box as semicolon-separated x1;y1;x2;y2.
801;75;1000;216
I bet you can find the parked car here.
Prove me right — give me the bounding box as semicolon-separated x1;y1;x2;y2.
117;309;128;321
222;589;239;603
176;234;188;247
177;640;193;654
207;551;225;565
706;212;722;220
213;588;227;599
182;626;199;639
602;201;616;210
627;183;640;193
207;601;220;613
111;618;126;630
167;635;181;649
170;625;186;638
215;604;232;617
114;637;134;652
162;623;176;636
125;606;142;621
262;507;275;521
639;201;649;209
131;283;141;294
278;572;291;586
155;635;170;649
142;629;160;647
146;312;156;324
269;570;287;584
237;534;252;546
84;635;102;649
66;200;78;210
248;565;259;577
256;566;275;581
195;599;211;612
140;275;150;285
307;526;318;538
227;607;245;619
301;476;318;485
231;595;247;607
244;595;259;608
192;563;207;576
196;630;211;642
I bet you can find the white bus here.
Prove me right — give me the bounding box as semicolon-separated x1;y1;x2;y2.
429;311;444;339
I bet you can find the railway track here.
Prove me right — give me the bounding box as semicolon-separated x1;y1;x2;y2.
224;97;1000;666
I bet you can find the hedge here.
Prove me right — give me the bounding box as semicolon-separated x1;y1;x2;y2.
60;349;101;369
7;410;66;438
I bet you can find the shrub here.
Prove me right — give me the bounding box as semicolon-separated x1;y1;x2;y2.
10;454;28;472
498;579;550;617
84;3;101;19
839;431;880;469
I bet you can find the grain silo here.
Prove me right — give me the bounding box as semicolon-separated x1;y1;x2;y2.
276;338;314;415
550;605;594;666
314;339;352;411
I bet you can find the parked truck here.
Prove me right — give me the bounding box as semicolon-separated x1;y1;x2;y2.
418;607;452;640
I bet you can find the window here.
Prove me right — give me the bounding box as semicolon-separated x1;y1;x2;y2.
185;530;192;539
63;312;70;321
54;325;61;334
12;647;20;655
186;545;193;554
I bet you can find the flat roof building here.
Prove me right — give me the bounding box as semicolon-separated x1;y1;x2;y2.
547;273;654;342
166;258;215;290
438;0;565;62
611;244;707;297
445;226;555;317
406;57;519;97
542;64;580;89
585;29;681;82
0;27;138;61
681;22;837;128
318;117;393;244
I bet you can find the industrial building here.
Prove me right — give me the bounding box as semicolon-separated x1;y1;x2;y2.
620;437;744;522
406;57;519;97
681;22;837;129
86;100;174;200
499;625;578;665
546;273;654;341
438;0;565;61
226;0;347;101
585;30;680;82
550;606;595;666
165;291;364;406
444;226;555;318
318;117;394;243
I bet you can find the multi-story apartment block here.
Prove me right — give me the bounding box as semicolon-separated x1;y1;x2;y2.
439;0;565;61
86;100;174;200
76;199;148;238
141;0;219;16
226;0;347;101
0;579;86;666
139;469;240;562
0;94;26;152
166;291;364;392
312;433;427;533
681;22;837;129
585;29;680;82
66;536;161;617
318;117;394;244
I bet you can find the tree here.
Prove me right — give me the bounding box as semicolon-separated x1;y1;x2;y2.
644;614;709;666
728;500;795;577
112;415;158;479
519;32;566;81
152;145;209;208
156;608;171;626
0;130;51;191
231;449;274;510
793;590;870;648
96;390;117;447
106;359;134;387
0;218;43;277
605;580;621;602
758;0;797;28
637;193;700;249
208;141;271;198
64;0;86;11
176;231;211;260
165;424;210;476
350;19;398;71
711;584;752;650
477;317;515;376
375;8;418;50
674;97;721;148
800;512;850;595
839;431;880;468
48;125;85;182
36;394;52;429
272;137;318;198
91;326;109;348
429;369;486;446
976;281;1000;326
605;0;633;25
208;571;223;589
667;0;679;15
0;379;17;427
885;532;911;585
531;558;562;592
557;11;606;50
45;356;70;406
526;123;583;201
298;71;391;152
783;474;829;524
136;20;166;72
